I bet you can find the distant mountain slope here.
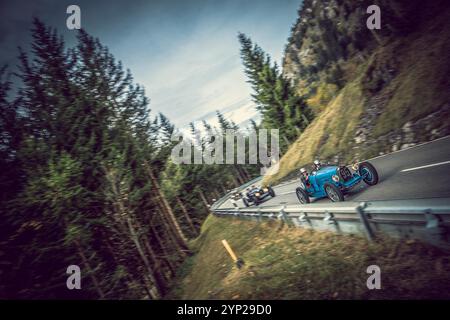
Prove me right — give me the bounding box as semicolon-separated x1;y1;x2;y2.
264;0;450;184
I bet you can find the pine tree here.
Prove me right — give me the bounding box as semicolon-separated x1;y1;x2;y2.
1;19;263;300
238;33;313;151
1;19;192;299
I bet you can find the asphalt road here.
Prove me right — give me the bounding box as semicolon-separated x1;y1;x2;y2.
219;136;450;209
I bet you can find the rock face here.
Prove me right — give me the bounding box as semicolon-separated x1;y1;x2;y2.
283;0;376;87
353;98;450;158
379;104;449;153
283;0;426;90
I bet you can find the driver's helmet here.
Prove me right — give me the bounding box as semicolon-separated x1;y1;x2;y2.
313;159;321;170
299;167;308;177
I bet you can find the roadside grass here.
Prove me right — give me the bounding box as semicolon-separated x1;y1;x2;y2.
306;82;339;114
168;215;450;299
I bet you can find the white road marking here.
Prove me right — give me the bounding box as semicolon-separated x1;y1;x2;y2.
401;160;450;172
278;191;296;196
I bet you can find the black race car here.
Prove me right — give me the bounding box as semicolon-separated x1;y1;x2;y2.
229;188;242;201
242;185;276;207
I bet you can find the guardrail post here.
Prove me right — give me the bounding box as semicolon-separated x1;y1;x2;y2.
257;207;262;223
356;202;374;241
298;212;312;228
279;205;292;227
233;206;241;219
323;211;335;224
324;210;341;233
424;210;446;248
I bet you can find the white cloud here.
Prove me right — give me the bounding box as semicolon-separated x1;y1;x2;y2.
102;0;301;130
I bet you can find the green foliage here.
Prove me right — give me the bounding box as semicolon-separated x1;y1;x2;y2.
19;153;86;217
238;33;314;152
161;112;261;236
0;18;264;299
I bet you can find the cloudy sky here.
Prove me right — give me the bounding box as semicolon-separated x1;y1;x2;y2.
0;0;302;130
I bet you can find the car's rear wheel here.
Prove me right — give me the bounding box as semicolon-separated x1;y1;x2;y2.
254;198;260;206
324;183;344;202
268;186;276;197
359;162;379;186
296;187;310;204
242;198;249;207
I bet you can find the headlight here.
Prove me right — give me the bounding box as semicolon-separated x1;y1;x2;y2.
263;188;269;192
255;192;261;197
332;175;340;182
352;163;359;171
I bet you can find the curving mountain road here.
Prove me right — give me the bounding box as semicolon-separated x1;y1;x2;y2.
218;136;450;209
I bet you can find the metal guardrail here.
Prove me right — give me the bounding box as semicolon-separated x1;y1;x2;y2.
212;200;450;250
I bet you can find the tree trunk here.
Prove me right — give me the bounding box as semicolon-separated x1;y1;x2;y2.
143;161;190;250
74;239;106;299
143;236;171;282
126;215;163;299
240;166;251;181
198;189;211;213
149;217;178;275
103;165;164;298
282;134;290;147
134;218;170;291
176;196;198;235
231;175;240;188
155;201;189;258
102;230;139;292
233;166;245;185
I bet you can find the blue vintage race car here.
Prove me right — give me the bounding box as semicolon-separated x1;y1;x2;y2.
295;160;379;203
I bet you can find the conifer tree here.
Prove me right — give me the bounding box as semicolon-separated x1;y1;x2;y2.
238;33;314;151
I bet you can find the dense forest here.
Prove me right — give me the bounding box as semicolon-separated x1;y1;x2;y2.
0;19;262;299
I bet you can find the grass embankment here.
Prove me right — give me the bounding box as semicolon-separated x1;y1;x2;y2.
168;215;450;299
263;5;450;186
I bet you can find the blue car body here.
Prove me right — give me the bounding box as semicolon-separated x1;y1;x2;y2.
301;164;375;199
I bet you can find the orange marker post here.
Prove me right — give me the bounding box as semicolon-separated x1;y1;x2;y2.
222;240;244;268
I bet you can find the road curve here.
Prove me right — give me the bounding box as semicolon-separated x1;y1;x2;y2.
218;136;450;209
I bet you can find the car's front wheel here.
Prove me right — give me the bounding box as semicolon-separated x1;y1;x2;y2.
359;161;379;186
296;187;310;204
324;183;344;202
268;186;276;197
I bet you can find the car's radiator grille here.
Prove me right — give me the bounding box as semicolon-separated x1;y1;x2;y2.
339;167;352;181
